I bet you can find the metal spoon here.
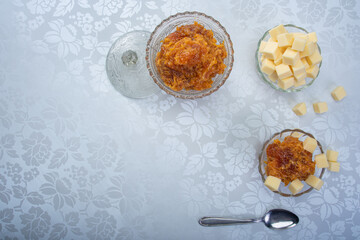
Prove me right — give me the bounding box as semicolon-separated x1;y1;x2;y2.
198;209;299;229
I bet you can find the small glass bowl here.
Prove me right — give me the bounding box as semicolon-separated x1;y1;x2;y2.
258;129;326;197
255;24;322;92
146;11;234;99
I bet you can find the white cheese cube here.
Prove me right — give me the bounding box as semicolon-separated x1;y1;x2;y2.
282;48;300;66
300;41;316;58
295;72;306;82
331;86;347;101
301;58;310;70
292;37;307;52
269;24;287;41
303;137;317;153
291;131;303;138
259;41;267;53
263;42;281;60
328;162;340;172
264;176;281;191
305;175;324;190
294;78;306;87
315;153;329;168
278;76;294;90
306;49;322;66
261;58;276;75
306;65;319;79
268;71;278;82
289;179;304;195
308;32;318;43
292;102;307;116
277;33;294;47
291;60;306;78
326;150;339;162
313;102;328;114
293;33;308;40
275;64;293;79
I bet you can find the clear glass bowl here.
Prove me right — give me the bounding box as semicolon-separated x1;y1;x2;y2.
255;24;322;92
146;11;234;99
258;129;326;197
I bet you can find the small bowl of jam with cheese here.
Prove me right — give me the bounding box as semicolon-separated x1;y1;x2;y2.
259;129;326;197
146;11;234;99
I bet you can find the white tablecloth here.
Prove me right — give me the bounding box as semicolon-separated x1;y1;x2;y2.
1;0;360;239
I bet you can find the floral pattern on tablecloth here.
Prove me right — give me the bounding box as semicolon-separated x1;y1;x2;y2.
0;0;360;239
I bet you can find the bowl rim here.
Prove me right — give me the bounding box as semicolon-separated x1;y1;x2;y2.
258;128;326;197
255;24;322;93
145;11;234;99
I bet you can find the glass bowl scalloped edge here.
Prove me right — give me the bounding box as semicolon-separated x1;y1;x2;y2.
255;24;322;93
258;128;326;197
145;11;234;99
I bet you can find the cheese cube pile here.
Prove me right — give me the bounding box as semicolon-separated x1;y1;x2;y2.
259;25;322;90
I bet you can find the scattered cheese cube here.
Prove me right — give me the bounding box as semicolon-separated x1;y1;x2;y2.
307;49;322;66
305;175;324;190
306;65;319;79
294;78;306;87
328;162;340;172
326;149;339;162
292;102;307;116
263;42;281;60
282;48;300;66
278;76;294;90
269;24;287;41
268;71;278;82
264;176;281;191
303;137;317;153
275;64;293;79
289;179;304;195
292;37;307;51
291;61;306;78
300;41;316;58
308;32;318;43
259;41;267;53
291;131;303;138
277;33;294;47
331;86;347;101
261;59;276;75
313;102;328;113
315;153;329;168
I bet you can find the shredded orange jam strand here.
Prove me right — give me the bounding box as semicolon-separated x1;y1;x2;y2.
265;136;315;186
155;22;227;91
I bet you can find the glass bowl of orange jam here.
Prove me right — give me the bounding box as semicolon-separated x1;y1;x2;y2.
146;11;234;99
259;129;326;197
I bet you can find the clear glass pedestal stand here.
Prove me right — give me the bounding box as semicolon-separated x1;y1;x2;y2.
106;31;160;98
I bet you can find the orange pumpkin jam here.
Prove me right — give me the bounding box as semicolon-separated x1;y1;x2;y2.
265;136;315;186
155;22;227;91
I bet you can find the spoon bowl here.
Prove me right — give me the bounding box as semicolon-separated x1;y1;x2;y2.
198;208;299;229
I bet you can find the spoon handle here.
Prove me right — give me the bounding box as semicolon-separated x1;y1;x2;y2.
198;217;261;227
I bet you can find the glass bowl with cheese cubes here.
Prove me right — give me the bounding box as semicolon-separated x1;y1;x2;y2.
259;129;327;197
256;24;322;92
